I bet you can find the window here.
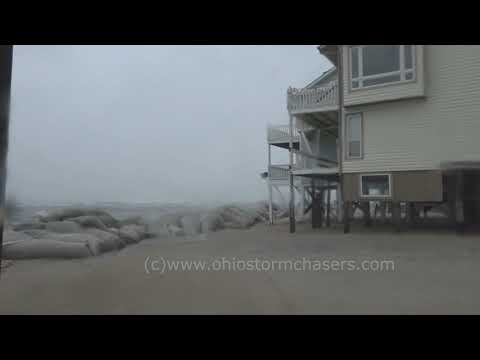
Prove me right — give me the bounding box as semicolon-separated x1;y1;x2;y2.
350;45;415;89
360;174;392;198
345;113;362;159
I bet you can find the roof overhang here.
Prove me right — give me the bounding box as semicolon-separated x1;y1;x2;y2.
440;161;480;171
317;45;338;65
304;67;337;89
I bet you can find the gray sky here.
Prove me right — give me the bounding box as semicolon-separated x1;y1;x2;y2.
7;45;331;205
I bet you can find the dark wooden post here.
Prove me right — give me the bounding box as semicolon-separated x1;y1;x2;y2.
392;202;402;233
326;180;331;227
364;201;372;227
407;202;416;228
0;45;13;275
382;201;387;224
311;179;318;229
288;114;296;234
319;189;324;228
455;171;465;234
343;201;351;233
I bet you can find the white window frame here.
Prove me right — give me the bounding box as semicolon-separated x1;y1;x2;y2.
359;174;392;198
349;45;416;91
345;112;363;160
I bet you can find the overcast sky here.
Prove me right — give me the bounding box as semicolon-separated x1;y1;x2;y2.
7;45;331;205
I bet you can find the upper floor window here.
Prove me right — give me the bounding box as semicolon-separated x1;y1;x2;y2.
350;45;416;90
345;113;363;159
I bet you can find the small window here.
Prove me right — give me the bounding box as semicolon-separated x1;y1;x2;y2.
360;174;392;198
345;113;363;159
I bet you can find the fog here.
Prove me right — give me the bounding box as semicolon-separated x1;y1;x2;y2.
7;45;330;205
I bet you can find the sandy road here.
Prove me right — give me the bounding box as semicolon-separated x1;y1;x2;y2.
1;223;480;314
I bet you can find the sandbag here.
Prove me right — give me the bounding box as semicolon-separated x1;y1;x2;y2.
21;229;52;239
35;207;115;223
107;227;120;236
49;233;102;256
118;225;141;244
85;228;126;252
133;224;148;239
96;214;120;228
69;216;108;230
45;221;82;234
2;239;92;259
4;230;33;243
12;222;46;232
118;216;145;227
219;205;257;229
250;201;270;223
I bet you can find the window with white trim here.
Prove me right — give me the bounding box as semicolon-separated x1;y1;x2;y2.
345;113;362;159
350;45;415;89
360;174;392;197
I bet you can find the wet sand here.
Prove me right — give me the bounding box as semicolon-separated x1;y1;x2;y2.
1;223;480;314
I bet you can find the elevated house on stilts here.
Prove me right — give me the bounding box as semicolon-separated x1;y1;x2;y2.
267;45;480;233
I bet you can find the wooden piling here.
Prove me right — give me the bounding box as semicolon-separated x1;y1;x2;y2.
455;171;465;234
343;201;351;233
326;181;331;227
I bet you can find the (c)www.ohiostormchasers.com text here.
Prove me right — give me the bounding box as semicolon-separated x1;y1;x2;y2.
143;256;396;275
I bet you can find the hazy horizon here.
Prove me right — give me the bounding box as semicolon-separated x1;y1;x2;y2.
7;45;331;205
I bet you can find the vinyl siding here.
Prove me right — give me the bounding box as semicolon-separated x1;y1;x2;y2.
343;45;480;174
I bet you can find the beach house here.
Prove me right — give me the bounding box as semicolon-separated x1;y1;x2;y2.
267;45;480;232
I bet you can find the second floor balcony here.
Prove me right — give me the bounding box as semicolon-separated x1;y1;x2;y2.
287;81;338;114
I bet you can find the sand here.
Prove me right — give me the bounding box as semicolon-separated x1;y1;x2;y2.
1;222;480;314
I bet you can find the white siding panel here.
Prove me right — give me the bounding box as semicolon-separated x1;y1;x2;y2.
343;45;480;173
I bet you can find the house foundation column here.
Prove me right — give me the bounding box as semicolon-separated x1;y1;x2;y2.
392;202;402;233
288;114;296;233
343;201;351;233
455;171;465;234
407;202;416;228
326;180;331;227
267;144;273;225
364;201;372;227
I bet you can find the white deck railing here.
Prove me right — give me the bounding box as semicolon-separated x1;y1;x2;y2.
287;81;338;113
269;163;336;183
269;165;290;181
267;124;300;144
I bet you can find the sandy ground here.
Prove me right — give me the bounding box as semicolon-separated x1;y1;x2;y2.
1;222;480;314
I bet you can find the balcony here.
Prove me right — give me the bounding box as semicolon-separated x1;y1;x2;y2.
267;124;300;149
287;81;338;114
268;165;310;185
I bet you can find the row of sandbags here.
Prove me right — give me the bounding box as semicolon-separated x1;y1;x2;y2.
2;207;150;260
149;201;283;237
2;202;286;259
